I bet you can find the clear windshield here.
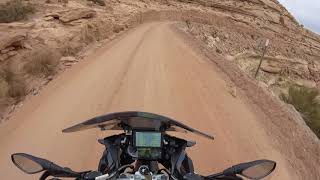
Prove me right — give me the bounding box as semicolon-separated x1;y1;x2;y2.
62;111;214;140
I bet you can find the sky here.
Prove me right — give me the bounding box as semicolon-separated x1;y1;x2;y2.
277;0;320;33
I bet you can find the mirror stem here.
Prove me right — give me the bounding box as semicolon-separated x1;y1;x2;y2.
40;171;51;180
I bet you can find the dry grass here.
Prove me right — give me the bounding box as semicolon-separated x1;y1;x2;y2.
0;68;26;104
0;78;9;100
281;85;320;138
59;43;82;56
0;48;61;112
80;24;96;44
185;19;191;29
88;0;106;6
113;24;124;33
0;0;35;23
24;49;61;78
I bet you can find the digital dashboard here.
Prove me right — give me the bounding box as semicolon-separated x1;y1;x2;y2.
134;132;162;159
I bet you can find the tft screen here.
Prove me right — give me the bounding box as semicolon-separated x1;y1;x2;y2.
135;132;161;148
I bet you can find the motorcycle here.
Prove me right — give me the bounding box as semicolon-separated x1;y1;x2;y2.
11;111;276;180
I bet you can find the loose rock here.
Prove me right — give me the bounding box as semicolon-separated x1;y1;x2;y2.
0;32;26;50
1;47;15;54
57;9;97;23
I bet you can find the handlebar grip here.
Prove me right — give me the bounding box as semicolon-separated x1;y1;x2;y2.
95;174;110;180
183;173;204;180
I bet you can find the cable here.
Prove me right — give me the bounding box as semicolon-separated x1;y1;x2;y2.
103;164;134;180
158;169;178;180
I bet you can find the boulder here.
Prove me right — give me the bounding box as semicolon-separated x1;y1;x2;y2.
0;32;26;50
61;56;78;66
261;63;282;74
1;47;15;54
296;79;317;88
45;12;60;19
7;51;18;57
44;16;55;21
0;51;18;62
0;22;35;30
22;43;32;50
87;0;106;6
0;54;9;62
55;9;97;23
61;56;77;62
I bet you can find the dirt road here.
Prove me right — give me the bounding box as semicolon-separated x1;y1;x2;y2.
0;23;294;179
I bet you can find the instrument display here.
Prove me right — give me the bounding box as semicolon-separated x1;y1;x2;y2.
135;132;161;148
134;132;162;159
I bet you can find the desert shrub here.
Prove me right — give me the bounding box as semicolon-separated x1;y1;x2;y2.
7;76;26;100
88;0;106;6
0;78;9;100
113;24;124;33
185;19;191;28
0;68;26;102
24;49;61;77
281;85;320;138
80;24;96;44
60;43;82;56
0;0;35;23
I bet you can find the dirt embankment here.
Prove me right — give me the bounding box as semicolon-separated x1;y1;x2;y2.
172;24;320;179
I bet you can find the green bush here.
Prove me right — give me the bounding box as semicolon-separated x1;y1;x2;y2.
281;85;320;138
24;49;61;78
0;0;35;23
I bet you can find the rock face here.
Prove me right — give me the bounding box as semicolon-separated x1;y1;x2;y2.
177;0;320;91
0;32;25;61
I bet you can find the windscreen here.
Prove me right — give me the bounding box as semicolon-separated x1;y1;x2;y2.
62;111;214;140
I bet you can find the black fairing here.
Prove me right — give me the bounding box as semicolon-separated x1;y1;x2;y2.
97;133;195;178
98;134;134;173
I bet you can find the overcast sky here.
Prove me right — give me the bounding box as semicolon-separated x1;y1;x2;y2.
278;0;320;33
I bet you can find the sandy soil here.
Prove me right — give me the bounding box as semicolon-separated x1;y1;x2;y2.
0;22;297;179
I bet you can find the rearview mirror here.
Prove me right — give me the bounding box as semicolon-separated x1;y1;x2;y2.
11;153;44;174
223;160;276;180
241;160;276;179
